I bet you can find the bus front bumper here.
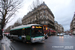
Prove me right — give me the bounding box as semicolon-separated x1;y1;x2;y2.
31;37;45;43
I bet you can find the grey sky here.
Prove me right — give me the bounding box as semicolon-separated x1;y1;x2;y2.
5;0;75;31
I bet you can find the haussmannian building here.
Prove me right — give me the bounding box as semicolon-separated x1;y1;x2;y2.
22;2;55;35
54;21;64;34
58;24;64;33
70;13;75;34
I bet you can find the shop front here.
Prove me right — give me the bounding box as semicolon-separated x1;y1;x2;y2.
43;24;56;36
49;29;56;35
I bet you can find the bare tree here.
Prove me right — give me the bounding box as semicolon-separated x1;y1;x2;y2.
0;0;23;29
13;22;21;27
13;18;22;27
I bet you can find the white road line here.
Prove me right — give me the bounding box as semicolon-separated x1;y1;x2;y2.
2;44;6;50
58;36;73;38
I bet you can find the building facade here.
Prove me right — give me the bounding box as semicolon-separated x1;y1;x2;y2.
58;24;64;33
54;21;58;33
4;26;12;32
22;2;55;35
55;21;64;34
70;13;75;34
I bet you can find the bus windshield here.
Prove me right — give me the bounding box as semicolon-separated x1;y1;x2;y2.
31;28;44;37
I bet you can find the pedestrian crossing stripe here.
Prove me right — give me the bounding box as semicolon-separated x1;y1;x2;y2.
58;36;75;38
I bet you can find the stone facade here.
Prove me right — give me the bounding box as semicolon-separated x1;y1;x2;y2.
58;24;64;33
22;2;55;30
70;13;75;34
55;21;64;33
54;21;58;33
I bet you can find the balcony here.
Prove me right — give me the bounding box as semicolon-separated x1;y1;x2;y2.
27;17;54;25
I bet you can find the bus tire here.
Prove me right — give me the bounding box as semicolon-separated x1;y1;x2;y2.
22;39;26;43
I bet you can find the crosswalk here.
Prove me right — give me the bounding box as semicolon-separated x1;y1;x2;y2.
50;35;75;38
58;35;75;38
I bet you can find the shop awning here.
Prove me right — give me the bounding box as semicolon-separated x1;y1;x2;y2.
53;30;56;32
50;30;56;32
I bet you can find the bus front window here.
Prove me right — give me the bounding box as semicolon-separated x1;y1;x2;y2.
31;28;44;37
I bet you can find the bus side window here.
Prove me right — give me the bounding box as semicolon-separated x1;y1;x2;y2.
18;29;22;36
25;28;31;35
22;30;25;35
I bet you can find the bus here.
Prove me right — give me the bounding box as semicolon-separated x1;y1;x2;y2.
10;24;45;43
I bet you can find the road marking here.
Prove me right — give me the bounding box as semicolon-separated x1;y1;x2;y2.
58;36;74;38
2;44;6;50
52;46;74;49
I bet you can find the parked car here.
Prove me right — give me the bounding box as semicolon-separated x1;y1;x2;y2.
65;33;68;35
57;33;60;36
4;33;10;38
69;33;72;36
60;33;64;36
57;33;64;36
62;33;65;35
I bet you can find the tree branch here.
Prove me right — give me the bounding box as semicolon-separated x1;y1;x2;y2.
0;0;23;29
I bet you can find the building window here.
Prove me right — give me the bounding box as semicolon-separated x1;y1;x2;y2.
74;22;75;24
40;11;43;14
40;16;42;18
44;11;45;13
44;15;45;17
46;16;48;19
35;16;36;20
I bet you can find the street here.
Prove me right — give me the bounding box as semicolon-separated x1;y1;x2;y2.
1;35;75;50
0;0;75;50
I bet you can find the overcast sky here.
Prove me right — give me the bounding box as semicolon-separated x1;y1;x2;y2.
5;0;75;31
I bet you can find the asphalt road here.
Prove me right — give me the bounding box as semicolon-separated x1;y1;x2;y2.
1;35;75;50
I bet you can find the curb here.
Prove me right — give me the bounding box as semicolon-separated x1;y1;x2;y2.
0;40;2;50
0;36;15;50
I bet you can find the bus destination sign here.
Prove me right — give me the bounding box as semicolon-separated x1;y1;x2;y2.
35;26;42;28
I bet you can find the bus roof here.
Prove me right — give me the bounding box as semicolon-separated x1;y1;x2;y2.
10;24;41;31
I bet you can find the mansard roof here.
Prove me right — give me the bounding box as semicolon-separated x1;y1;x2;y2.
41;2;47;6
23;2;54;19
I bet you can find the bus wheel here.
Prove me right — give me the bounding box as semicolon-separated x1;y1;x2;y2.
22;39;26;43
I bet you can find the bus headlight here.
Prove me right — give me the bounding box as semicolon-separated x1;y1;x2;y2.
33;38;35;41
43;37;45;39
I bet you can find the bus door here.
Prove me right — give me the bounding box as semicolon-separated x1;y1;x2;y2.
25;28;31;41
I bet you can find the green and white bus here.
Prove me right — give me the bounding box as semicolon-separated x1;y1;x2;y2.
10;24;45;43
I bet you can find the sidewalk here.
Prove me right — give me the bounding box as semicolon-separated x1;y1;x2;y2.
0;36;11;50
